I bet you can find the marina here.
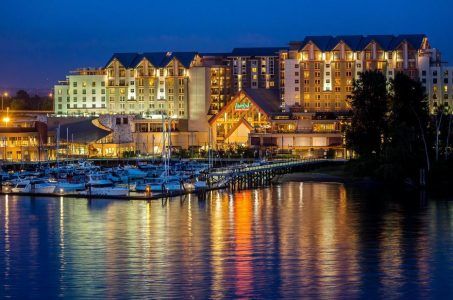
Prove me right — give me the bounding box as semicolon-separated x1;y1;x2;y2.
0;158;345;200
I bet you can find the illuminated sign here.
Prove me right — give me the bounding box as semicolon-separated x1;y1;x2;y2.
235;102;250;111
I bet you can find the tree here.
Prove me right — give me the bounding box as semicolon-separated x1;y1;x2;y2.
346;70;388;158
445;107;452;160
433;104;448;161
388;72;431;173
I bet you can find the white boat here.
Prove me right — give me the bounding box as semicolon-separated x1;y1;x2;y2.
122;166;147;180
11;181;31;193
34;183;56;194
88;187;129;196
86;173;113;187
135;177;182;193
55;182;86;194
11;179;56;194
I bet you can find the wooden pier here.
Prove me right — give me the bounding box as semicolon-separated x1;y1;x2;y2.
206;158;346;192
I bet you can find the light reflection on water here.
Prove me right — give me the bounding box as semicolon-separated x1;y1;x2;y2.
0;182;452;298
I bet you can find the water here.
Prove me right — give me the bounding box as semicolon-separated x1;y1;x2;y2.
0;182;452;299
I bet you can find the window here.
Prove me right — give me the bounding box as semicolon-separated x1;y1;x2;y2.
92;97;96;102
92;89;96;94
116;118;121;125
123;118;128;124
82;89;86;94
92;82;96;87
73;82;77;87
422;70;426;76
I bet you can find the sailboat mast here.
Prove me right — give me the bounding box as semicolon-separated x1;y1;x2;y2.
56;124;60;168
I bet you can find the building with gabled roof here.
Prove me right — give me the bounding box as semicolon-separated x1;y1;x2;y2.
209;88;345;157
279;34;451;112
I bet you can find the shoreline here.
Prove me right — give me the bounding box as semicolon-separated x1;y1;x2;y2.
275;172;382;187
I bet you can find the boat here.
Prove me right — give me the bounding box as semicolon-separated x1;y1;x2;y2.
86;173;113;187
135;177;182;193
55;181;86;194
11;181;31;193
122;166;147;180
87;187;129;196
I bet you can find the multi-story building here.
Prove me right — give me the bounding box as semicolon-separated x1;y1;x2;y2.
202;49;283;92
227;48;284;92
0;112;49;162
280;34;436;112
200;47;284;115
54;68;108;116
54;52;208;119
418;48;453;109
200;53;232;115
104;52;204;118
53;34;452;156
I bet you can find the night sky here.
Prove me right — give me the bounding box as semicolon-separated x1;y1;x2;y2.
1;0;453;91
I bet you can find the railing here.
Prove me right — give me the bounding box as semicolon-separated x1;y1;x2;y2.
250;130;341;134
209;158;345;176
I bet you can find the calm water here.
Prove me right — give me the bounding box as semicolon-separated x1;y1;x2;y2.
0;182;452;299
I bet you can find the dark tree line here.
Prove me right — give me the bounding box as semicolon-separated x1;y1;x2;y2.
346;70;452;186
3;90;53;111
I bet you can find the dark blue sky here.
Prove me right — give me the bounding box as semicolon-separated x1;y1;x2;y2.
1;0;453;90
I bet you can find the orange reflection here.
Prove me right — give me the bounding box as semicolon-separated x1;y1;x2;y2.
234;190;253;297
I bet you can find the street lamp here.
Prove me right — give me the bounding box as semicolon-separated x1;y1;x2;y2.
1;92;8;111
3;107;10;127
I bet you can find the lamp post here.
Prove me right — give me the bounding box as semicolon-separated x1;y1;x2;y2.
3;108;10;127
1;92;8;111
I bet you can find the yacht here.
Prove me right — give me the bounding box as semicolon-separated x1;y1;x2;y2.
10;179;56;194
135;176;182;193
55;181;86;194
86;173;113;187
122;166;147;180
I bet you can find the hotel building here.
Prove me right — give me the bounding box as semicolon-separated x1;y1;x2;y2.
279;34;444;112
52;34;452;156
54;68;108;115
200;48;284;114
